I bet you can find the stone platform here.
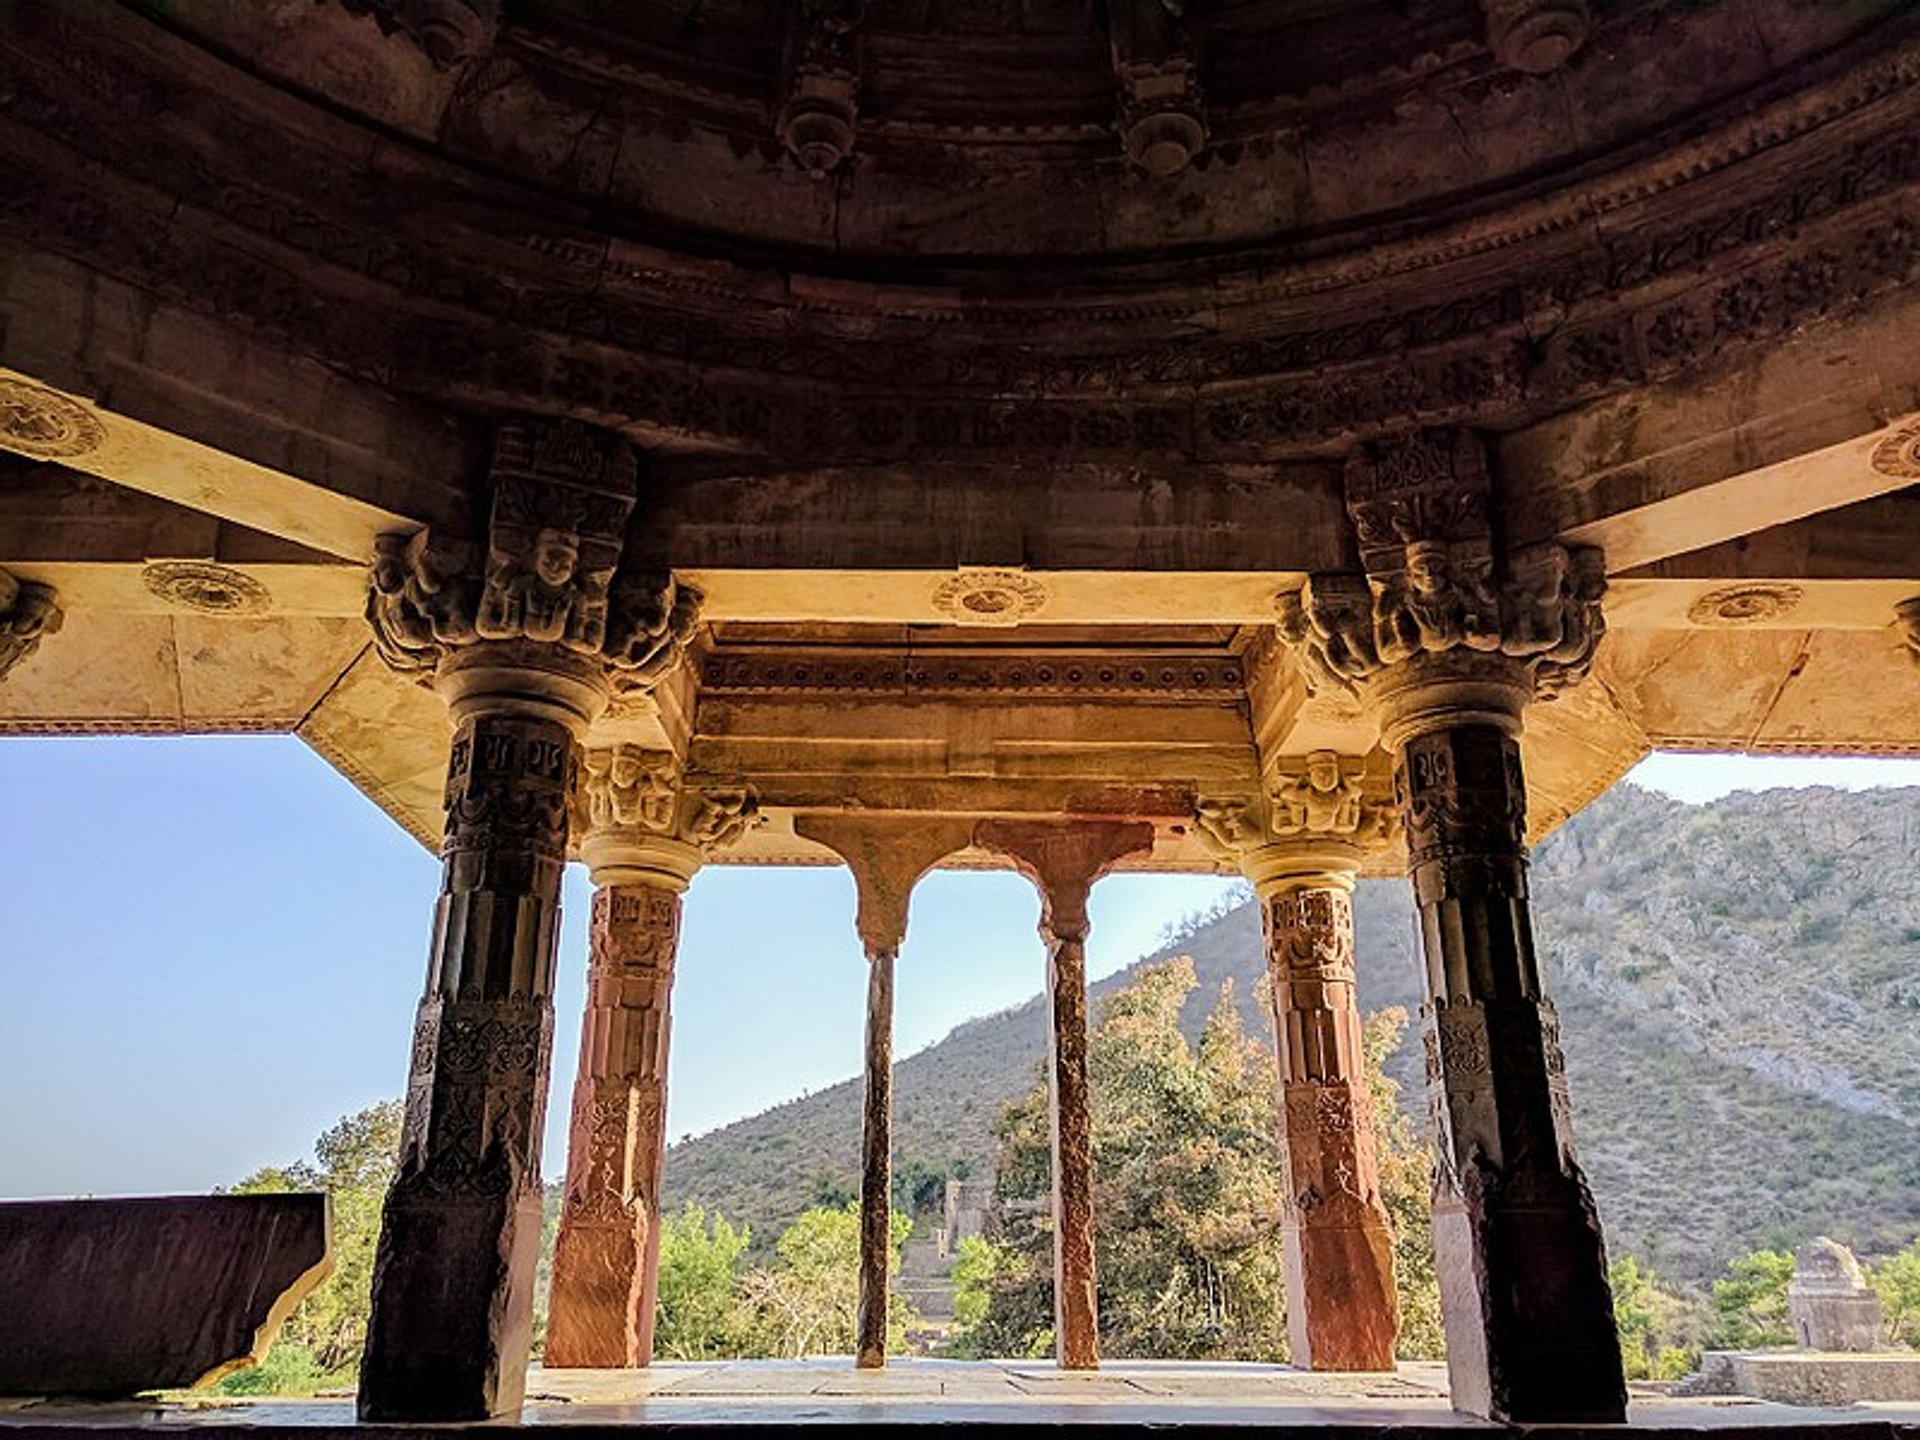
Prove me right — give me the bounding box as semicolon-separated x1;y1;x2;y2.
3;1361;1920;1435
1692;1353;1920;1407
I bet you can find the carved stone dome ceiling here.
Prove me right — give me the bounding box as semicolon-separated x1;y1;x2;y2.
9;1;1920;465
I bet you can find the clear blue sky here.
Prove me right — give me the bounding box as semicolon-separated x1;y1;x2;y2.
3;736;1918;1199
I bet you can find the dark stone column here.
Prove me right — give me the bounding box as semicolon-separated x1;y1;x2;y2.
1376;655;1626;1423
357;417;703;1420
359;650;603;1422
976;819;1155;1372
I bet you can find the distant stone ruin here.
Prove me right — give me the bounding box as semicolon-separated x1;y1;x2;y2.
1789;1238;1884;1352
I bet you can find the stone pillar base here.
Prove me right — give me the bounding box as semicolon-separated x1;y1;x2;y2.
360;1186;545;1421
545;1218;646;1369
1286;1216;1399;1371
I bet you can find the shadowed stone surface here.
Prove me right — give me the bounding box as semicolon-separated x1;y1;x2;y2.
0;1195;332;1397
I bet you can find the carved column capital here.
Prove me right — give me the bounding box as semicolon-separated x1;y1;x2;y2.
0;567;62;681
366;418;703;718
577;744;762;890
1196;750;1398;892
1278;428;1606;712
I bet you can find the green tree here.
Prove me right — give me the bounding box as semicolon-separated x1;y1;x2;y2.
963;961;1440;1363
1870;1235;1920;1348
949;1235;1003;1335
1610;1255;1703;1379
1707;1248;1796;1349
741;1203;914;1357
1361;1006;1444;1361
654;1202;754;1359
222;1099;404;1391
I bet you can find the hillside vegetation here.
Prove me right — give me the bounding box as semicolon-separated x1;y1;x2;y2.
665;784;1920;1281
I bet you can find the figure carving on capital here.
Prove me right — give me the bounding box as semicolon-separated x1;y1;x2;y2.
1271;751;1397;847
364;418;705;698
0;567;63;681
1897;596;1920;667
1277;427;1607;699
578;743;762;857
1195;752;1396;863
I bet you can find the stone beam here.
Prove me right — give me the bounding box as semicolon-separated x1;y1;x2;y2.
0;459;366;615
1616;491;1920;589
0;246;474;554
630;461;1353;577
1504;288;1920;570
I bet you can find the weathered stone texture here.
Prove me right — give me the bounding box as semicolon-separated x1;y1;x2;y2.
0;1195;331;1397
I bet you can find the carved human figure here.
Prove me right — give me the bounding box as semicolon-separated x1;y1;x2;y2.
0;567;63;680
1271;750;1365;836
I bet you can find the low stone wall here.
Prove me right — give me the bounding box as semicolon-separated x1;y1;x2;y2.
1688;1350;1920;1405
0;1194;333;1398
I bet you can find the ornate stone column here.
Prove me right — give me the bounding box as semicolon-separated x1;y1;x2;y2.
795;817;974;1368
975;819;1156;1371
356;419;702;1422
1279;428;1624;1423
1196;753;1400;1371
545;747;760;1369
0;567;62;680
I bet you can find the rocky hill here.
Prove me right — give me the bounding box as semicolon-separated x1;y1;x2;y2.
664;784;1920;1282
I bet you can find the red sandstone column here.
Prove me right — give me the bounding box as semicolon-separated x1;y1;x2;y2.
547;751;759;1369
976;819;1156;1371
545;882;683;1368
1256;860;1398;1370
1197;755;1400;1372
796;817;974;1369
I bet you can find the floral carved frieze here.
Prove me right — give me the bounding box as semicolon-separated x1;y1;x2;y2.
0;567;62;681
577;743;762;856
703;649;1242;697
365;418;703;694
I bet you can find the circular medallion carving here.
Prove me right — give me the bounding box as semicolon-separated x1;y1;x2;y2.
930;569;1049;627
141;561;272;615
1869;424;1920;480
0;380;105;459
1686;583;1803;627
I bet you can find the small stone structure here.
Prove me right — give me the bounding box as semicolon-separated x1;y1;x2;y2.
943;1180;993;1256
1789;1237;1884;1352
